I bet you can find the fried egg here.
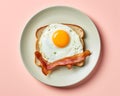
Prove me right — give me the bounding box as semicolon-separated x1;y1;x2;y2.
39;24;83;63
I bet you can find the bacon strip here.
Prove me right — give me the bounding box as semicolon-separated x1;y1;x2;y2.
35;51;49;75
47;50;91;70
35;50;91;75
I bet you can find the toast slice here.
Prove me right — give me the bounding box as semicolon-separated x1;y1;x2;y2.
35;24;85;68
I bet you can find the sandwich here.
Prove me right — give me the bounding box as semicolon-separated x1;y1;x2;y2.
34;23;91;75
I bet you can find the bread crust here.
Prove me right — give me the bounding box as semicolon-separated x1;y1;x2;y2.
35;24;85;67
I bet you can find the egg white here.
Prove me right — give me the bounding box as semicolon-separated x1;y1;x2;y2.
39;24;83;63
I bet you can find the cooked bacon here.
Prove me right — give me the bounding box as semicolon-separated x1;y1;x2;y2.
35;51;49;75
47;50;91;70
35;50;91;75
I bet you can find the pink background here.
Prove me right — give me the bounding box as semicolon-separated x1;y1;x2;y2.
0;0;120;96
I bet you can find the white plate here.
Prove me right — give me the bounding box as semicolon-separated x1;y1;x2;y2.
20;6;101;87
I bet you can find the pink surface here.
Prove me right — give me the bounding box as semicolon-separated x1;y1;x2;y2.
0;0;120;95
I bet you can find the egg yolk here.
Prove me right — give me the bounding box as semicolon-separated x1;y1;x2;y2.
52;30;70;48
